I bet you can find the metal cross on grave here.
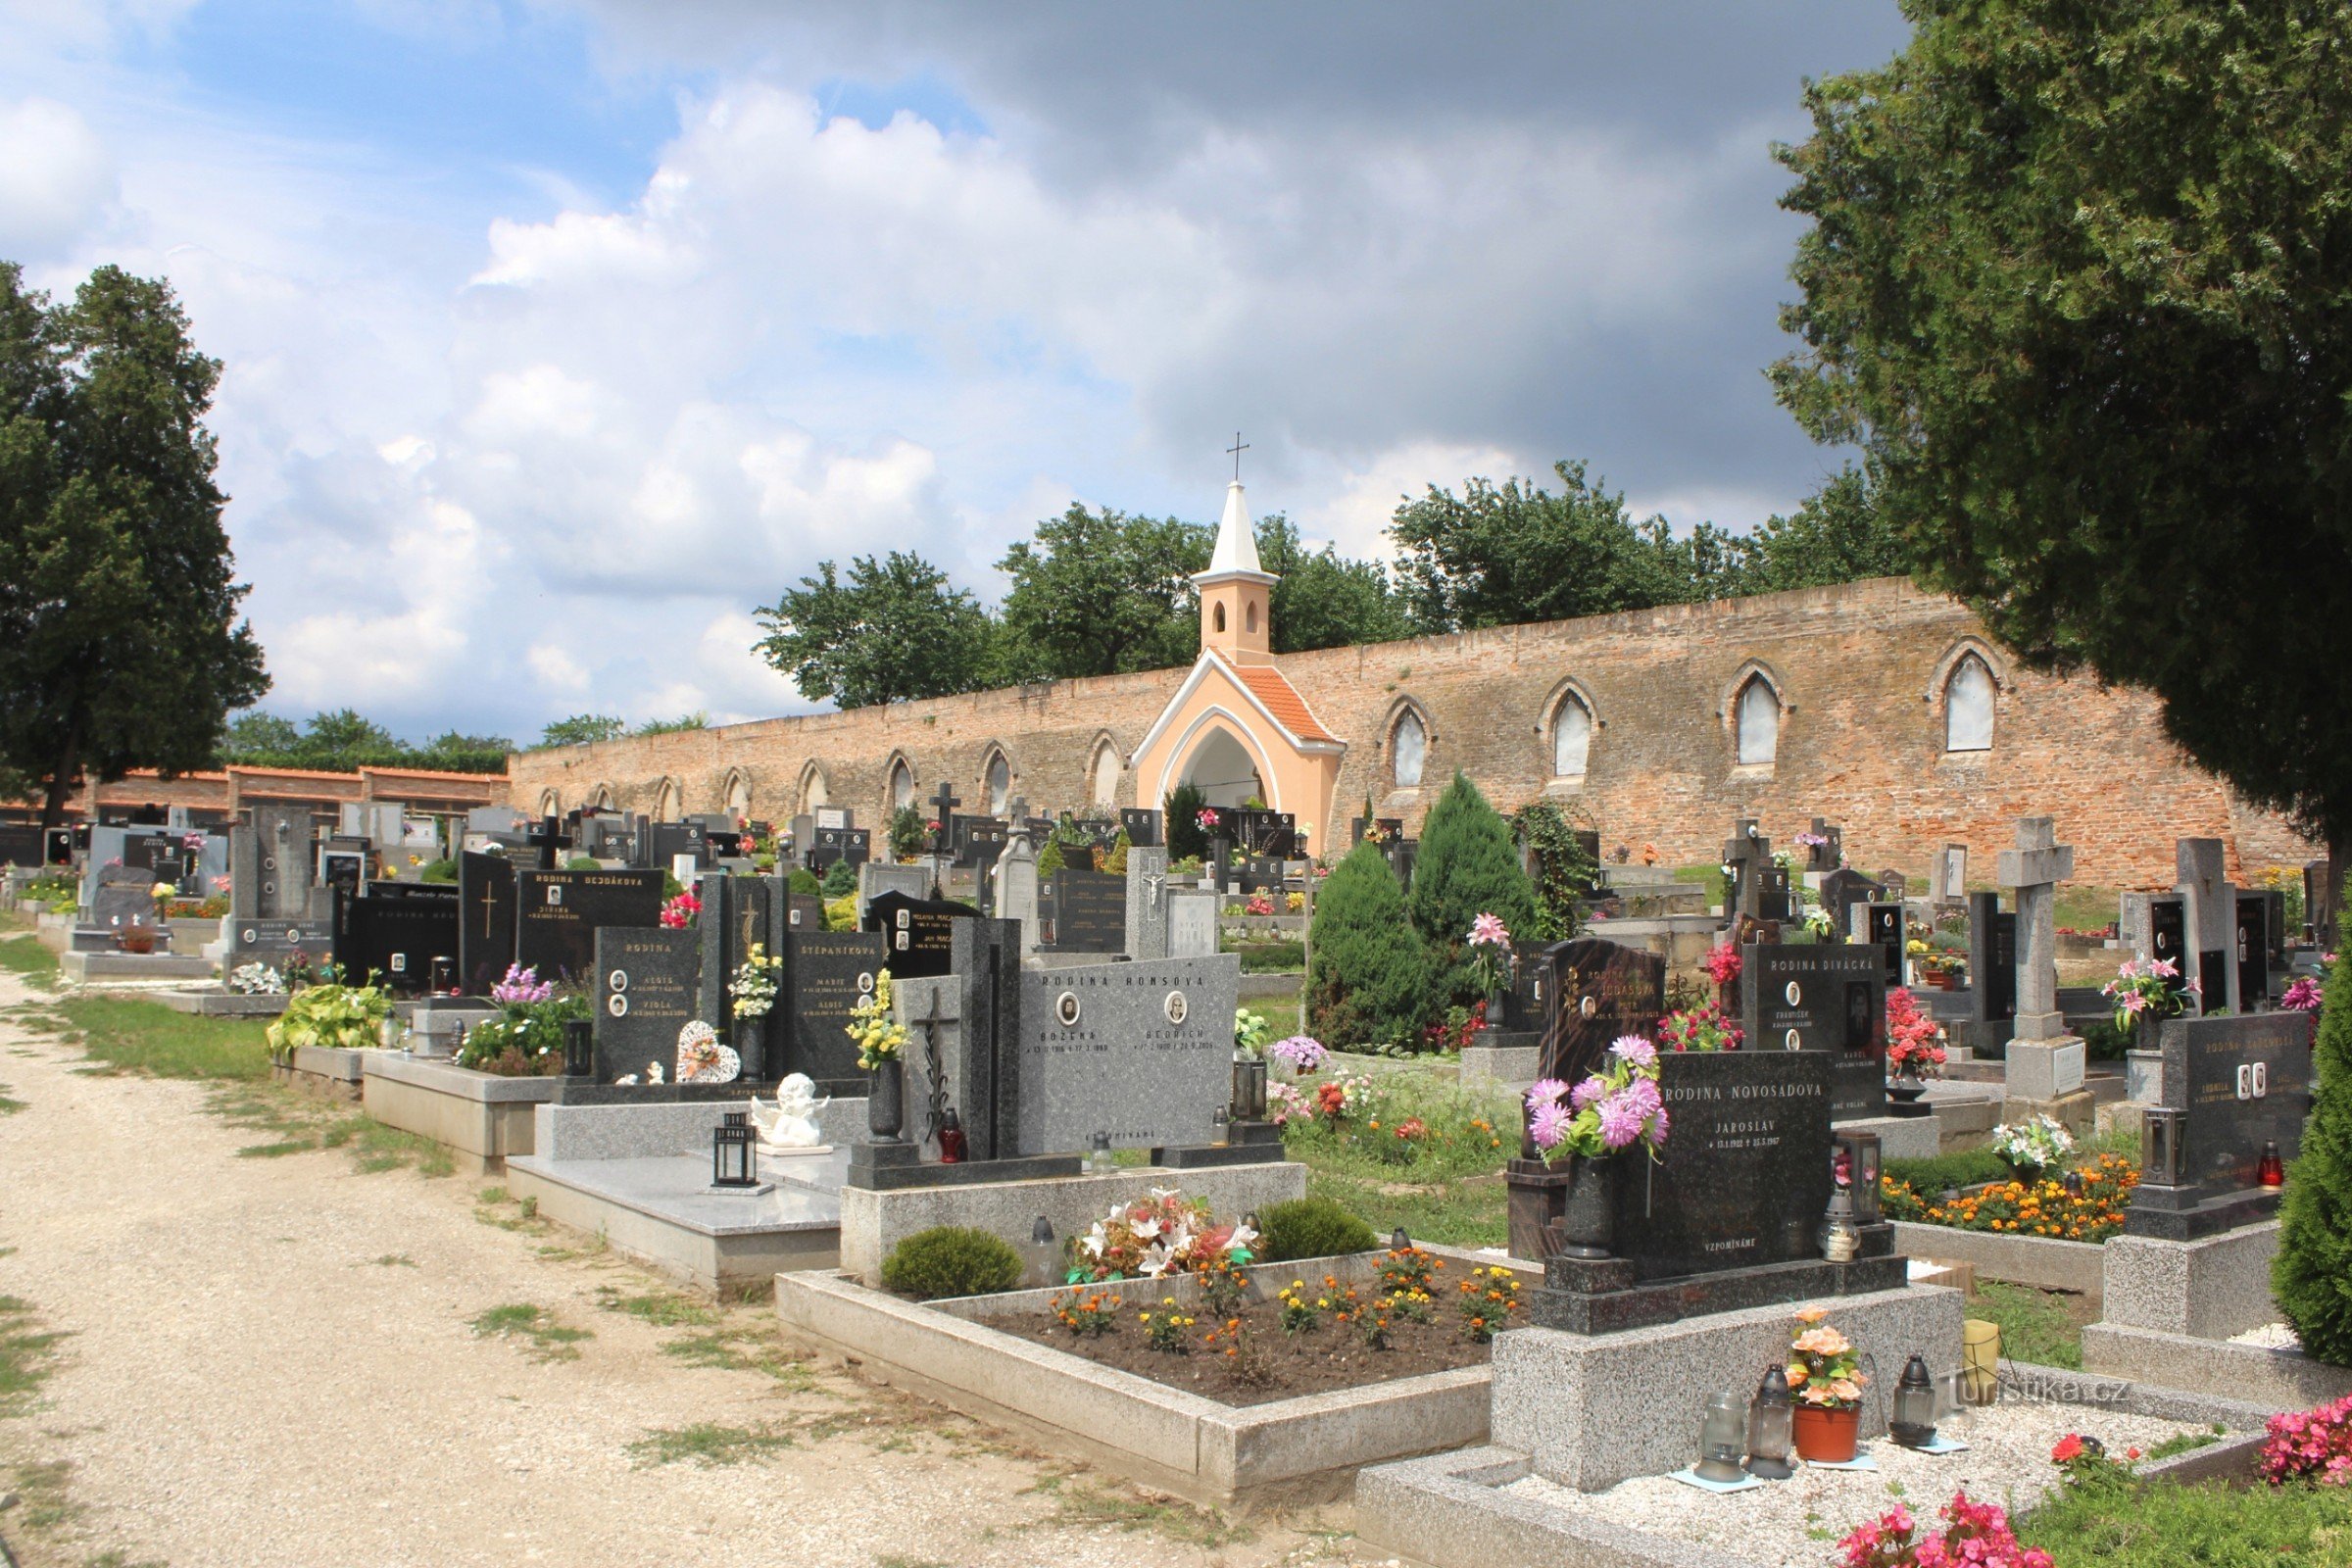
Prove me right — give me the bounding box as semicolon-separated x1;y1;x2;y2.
524;814;573;871
927;779;961;857
1997;816;2075;1041
911;991;953;1150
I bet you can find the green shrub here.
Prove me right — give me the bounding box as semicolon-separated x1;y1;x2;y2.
1307;839;1432;1048
788;867;823;898
1257;1197;1378;1262
1165;782;1209;863
2276;888;2352;1365
821;858;858;898
1036;839;1065;878
887;805;928;860
1102;828;1131;876
1235;940;1304;973
2018;1466;2351;1564
418;858;459;884
266;983;392;1057
880;1226;1025;1299
1405;772;1538;1005
1886;1146;2013;1195
564;855;600;872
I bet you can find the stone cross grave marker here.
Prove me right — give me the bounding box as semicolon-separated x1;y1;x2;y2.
1721;817;1767;917
1804;817;1842;873
1123;845;1169;961
1997;817;2074;1042
2176;837;2236;1014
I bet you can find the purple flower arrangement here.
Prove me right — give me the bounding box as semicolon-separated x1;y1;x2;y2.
489;962;554;1005
1269;1034;1328;1073
1524;1035;1668;1163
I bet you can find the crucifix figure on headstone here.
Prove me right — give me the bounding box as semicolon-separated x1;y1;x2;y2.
1997;816;2075;1042
2176;838;2237;1015
524;814;572;871
927;779;960;858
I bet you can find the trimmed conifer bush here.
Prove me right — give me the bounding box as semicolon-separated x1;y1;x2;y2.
1257;1197;1379;1263
1307;838;1432;1047
821;858;857;897
787;867;822;898
880;1226;1025;1299
2275;891;2352;1365
1404;771;1539;1004
1165;781;1210;863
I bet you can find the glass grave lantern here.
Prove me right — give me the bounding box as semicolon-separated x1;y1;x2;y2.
2260;1140;2285;1189
1230;1053;1268;1122
1693;1389;1749;1484
1745;1365;1795;1479
712;1111;759;1189
1022;1215;1060;1288
2143;1107;2185;1188
1890;1353;1939;1447
1087;1131;1115;1174
1833;1130;1884;1227
563;1016;594;1079
427;955;456;996
1819;1188;1861;1262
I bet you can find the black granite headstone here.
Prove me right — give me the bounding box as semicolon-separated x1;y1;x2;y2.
1863;902;1905;991
2234;895;2270;1007
0;825;41;867
642;821;710;873
1236;855;1285;894
1613;1050;1836;1281
1741;943;1886;1120
1045;869;1127;953
783;892;827;933
513;868;666;988
781;930;888;1096
333;882;460;996
863;892;976;978
1819;868;1885;941
809;825;871;872
2136;1011;2313;1212
1967;891;2017;1045
1120;808;1163;848
2148;895;2186;970
952;815;1008;868
592;926;700;1083
1535;937;1668;1085
457;851;518;993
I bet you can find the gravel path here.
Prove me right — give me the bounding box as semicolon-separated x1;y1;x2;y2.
0;968;1372;1568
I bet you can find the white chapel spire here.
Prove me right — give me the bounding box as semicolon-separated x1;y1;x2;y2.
1197;431;1275;585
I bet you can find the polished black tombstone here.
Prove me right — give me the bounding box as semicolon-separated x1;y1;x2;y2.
2128;1010;2314;1239
590;926;701;1083
512;867;666;987
332;881;460;996
780;929;888;1097
1044;868;1126;953
457;851;518;992
1740;943;1887;1121
863;891;977;978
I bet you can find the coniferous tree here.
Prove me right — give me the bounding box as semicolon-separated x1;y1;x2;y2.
2275;892;2352;1365
1405;772;1538;1004
1306;839;1431;1049
1164;782;1209;863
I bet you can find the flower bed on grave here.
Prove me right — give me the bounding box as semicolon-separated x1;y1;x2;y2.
1015;1247;1528;1405
1880;1152;2140;1243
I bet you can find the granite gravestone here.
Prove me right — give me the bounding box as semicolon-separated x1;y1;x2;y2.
88;879;157;936
592;927;700;1083
513;868;666;987
862;891;976;979
1819;868;1885;942
1741;943;1887;1120
1012;955;1239;1156
1935;844;1969;905
2176;837;2235;1015
332;883;460;996
643;821;710;874
696;874;774;1077
0;825;41;867
1123;846;1170;961
2234;895;2270;1008
1611;1050;1837;1282
783;893;827;933
1967;891;2017;1053
1046;867;1127;953
782;930;887;1096
457;852;519;992
1534;937;1668;1085
857;860;930;924
1802;818;1843;874
1859;901;1905;990
953;816;1008;868
1120;808;1164;848
809;825;871;872
2130;1010;2315;1237
1235;855;1285;895
1166;888;1219;957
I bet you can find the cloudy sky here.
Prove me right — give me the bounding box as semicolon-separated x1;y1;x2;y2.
0;0;1911;743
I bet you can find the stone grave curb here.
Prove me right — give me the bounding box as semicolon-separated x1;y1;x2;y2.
1888;1221;2104;1294
272;1044;371;1102
148;988;290;1017
774;1245;1508;1509
1459;1043;1538;1087
505;1154;839;1298
1355;1360;2279;1568
59;951;216;983
362;1053;564;1175
2081;1322;2352;1411
1238;972;1302;1000
2102;1222;2279;1340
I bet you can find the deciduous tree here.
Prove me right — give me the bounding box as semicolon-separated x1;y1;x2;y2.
754;551;1000;709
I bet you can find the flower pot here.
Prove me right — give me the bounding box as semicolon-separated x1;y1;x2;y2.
1792;1404;1861;1463
1886;1073;1932;1117
119;923;156;955
1553;1153;1616;1260
866;1057;906;1144
733;1012;766;1080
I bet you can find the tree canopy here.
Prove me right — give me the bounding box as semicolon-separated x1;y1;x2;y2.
1772;1;2352;861
754;551;1003;710
220;709;511;773
0;264;268;822
996;504;1208;680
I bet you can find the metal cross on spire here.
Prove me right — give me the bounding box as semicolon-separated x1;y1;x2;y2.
1227;431;1250;483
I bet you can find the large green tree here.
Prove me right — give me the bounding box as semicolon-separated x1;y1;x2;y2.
1257;515;1418;652
996;504;1208;679
754;551;1001;709
1738;468;1907;595
0;264;268;823
538;713;626;748
220;709;511;774
1772;2;2352;879
1389;459;1747;632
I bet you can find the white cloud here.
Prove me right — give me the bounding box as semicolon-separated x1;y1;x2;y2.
0;97;116;256
1295;440;1527;562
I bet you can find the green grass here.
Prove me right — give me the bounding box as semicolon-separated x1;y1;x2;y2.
0;1082;22;1114
659;1327;821;1388
2019;1470;2352;1565
54;996;272;1081
1277;1066;1519;1249
624;1421;809;1468
1305;1169;1507;1249
467;1302;592;1362
0;1294;68;1414
368;1253;417;1269
203;1082;455;1177
0;931;59;985
596;1287;720;1329
1023;1472;1253;1547
7;1457;79;1535
1969;1280;2086;1370
2142;1427;2224;1462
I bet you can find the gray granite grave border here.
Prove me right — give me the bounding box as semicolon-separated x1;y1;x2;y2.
775;1244;1507;1508
1888;1221;2105;1295
272;1043;371;1101
361;1053;564;1175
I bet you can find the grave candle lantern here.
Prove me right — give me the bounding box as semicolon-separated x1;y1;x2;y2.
712;1111;758;1188
1745;1365;1794;1479
1818;1189;1860;1263
1693;1390;1749;1484
1022;1215;1059;1288
2144;1107;2185;1187
1230;1054;1268;1122
1890;1354;1938;1447
563;1017;593;1079
427;956;456;996
1834;1131;1884;1227
2260;1140;2284;1188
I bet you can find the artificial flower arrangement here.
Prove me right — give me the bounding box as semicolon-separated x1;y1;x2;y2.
489;962;554;1005
1700;941;1742;988
728;942;782;1018
2103;956;2195;1031
1656;1004;1743;1052
1991;1115;2076;1175
226;960;287;996
1837;1491;2051;1568
1269;1034;1328;1073
1524;1035;1669;1162
1466;911;1513;996
1234;1005;1272;1057
2282;976;2324;1012
1885;988;1948;1077
1244;893;1275;916
1196;808;1221;833
674;1019;741;1083
847;967;906;1069
1266;1080;1311;1126
2260;1392;2352;1486
1067;1187;1256;1282
1311;1073;1383;1128
659;890;702;930
458;975;589;1077
1788;1305;1866;1409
